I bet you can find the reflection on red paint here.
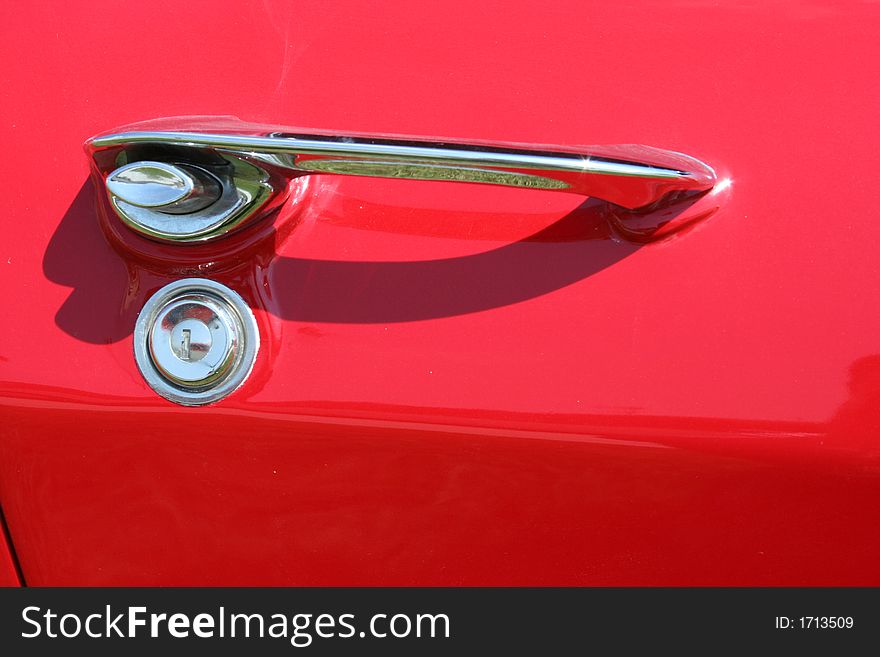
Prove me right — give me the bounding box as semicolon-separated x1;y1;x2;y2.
2;0;880;585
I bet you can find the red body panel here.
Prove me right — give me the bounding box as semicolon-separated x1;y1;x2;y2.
0;515;20;587
1;1;879;584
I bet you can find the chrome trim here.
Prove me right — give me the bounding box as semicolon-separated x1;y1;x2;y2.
103;153;274;242
89;125;716;241
107;161;199;208
111;183;248;241
134;279;259;406
92;130;699;180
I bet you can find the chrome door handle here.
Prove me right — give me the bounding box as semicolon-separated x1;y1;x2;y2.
87;119;716;242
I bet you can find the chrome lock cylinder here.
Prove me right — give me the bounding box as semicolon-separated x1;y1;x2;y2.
134;279;259;405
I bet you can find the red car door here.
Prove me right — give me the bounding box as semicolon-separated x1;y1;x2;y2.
1;0;879;584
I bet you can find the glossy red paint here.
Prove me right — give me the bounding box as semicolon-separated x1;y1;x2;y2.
0;513;21;587
1;1;880;584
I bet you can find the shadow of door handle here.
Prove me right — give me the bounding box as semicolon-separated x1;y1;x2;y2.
87;119;716;242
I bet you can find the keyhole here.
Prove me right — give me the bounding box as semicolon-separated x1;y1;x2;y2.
180;328;191;361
